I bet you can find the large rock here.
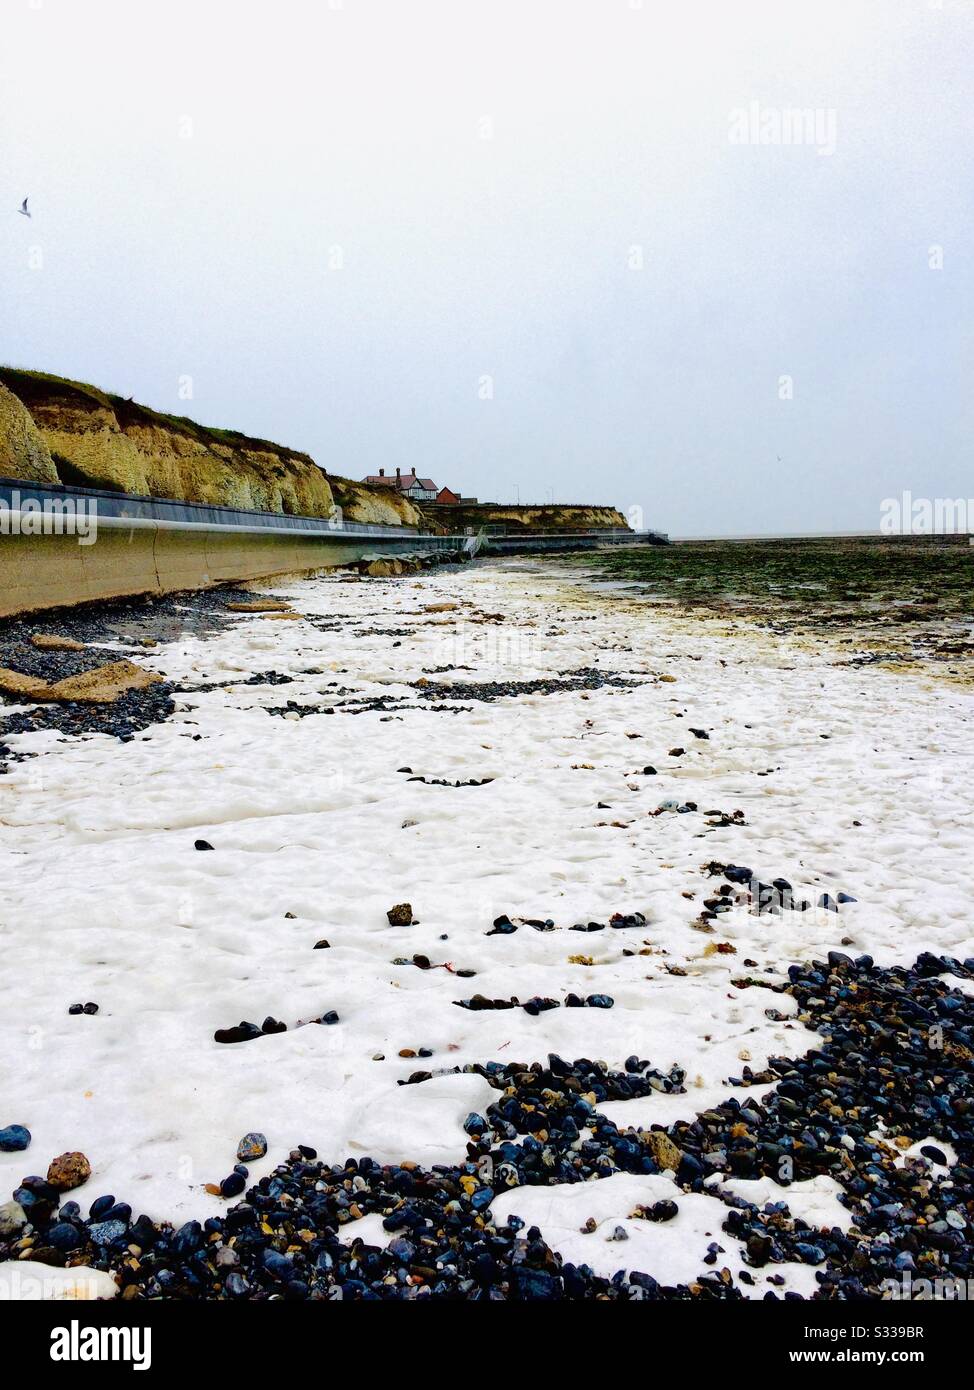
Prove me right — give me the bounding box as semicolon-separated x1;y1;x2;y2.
643;1130;682;1172
0;659;163;704
0;382;59;484
46;1150;92;1191
30;634;86;652
226;599;293;613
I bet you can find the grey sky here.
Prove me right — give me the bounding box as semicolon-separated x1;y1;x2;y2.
2;0;972;536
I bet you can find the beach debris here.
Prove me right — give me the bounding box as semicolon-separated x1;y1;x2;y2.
487;915;517;936
215;1019;282;1044
454;993;614;1013
386;902;414;926
405;774;494;787
632;1199;679;1223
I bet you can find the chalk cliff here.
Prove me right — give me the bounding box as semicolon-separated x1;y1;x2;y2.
0;381;59;485
0;369;421;528
421;502;631;533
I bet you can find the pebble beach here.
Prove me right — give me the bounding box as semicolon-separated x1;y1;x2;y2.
1;551;973;1301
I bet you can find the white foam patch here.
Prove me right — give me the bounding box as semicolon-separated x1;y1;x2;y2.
1;560;972;1278
717;1173;853;1231
897;1136;957;1175
939;973;974;998
338;1168;851;1297
489;1174;823;1297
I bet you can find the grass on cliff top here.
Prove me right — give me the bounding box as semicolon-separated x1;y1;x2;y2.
0;366;316;466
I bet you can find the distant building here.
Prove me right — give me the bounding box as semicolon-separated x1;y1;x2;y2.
363;468;438;502
435;486;461;505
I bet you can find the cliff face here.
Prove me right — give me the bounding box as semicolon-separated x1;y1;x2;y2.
325;474;423;528
0;369;421;528
0;368;335;518
0;381;59;485
421;503;631;533
1;370;626;534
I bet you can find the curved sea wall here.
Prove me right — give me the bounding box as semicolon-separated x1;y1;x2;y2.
0;369;450;614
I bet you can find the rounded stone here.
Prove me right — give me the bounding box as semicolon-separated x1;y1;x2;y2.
46;1151;92;1192
236;1132;268;1163
0;1124;31;1153
0;1200;27;1238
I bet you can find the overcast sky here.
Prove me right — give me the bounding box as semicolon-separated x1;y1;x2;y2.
2;0;972;535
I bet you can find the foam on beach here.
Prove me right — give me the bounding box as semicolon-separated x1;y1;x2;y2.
1;559;972;1286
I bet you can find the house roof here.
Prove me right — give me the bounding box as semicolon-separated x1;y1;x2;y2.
362;473;438;491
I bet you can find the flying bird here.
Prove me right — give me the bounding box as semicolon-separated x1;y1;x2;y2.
18;197;30;218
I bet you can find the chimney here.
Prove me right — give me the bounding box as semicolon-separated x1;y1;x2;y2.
396;468;401;480
379;468;385;477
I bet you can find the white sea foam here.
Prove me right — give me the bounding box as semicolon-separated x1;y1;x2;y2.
1;559;971;1287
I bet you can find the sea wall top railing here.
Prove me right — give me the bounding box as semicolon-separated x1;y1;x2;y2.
0;476;432;540
0;478;667;547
